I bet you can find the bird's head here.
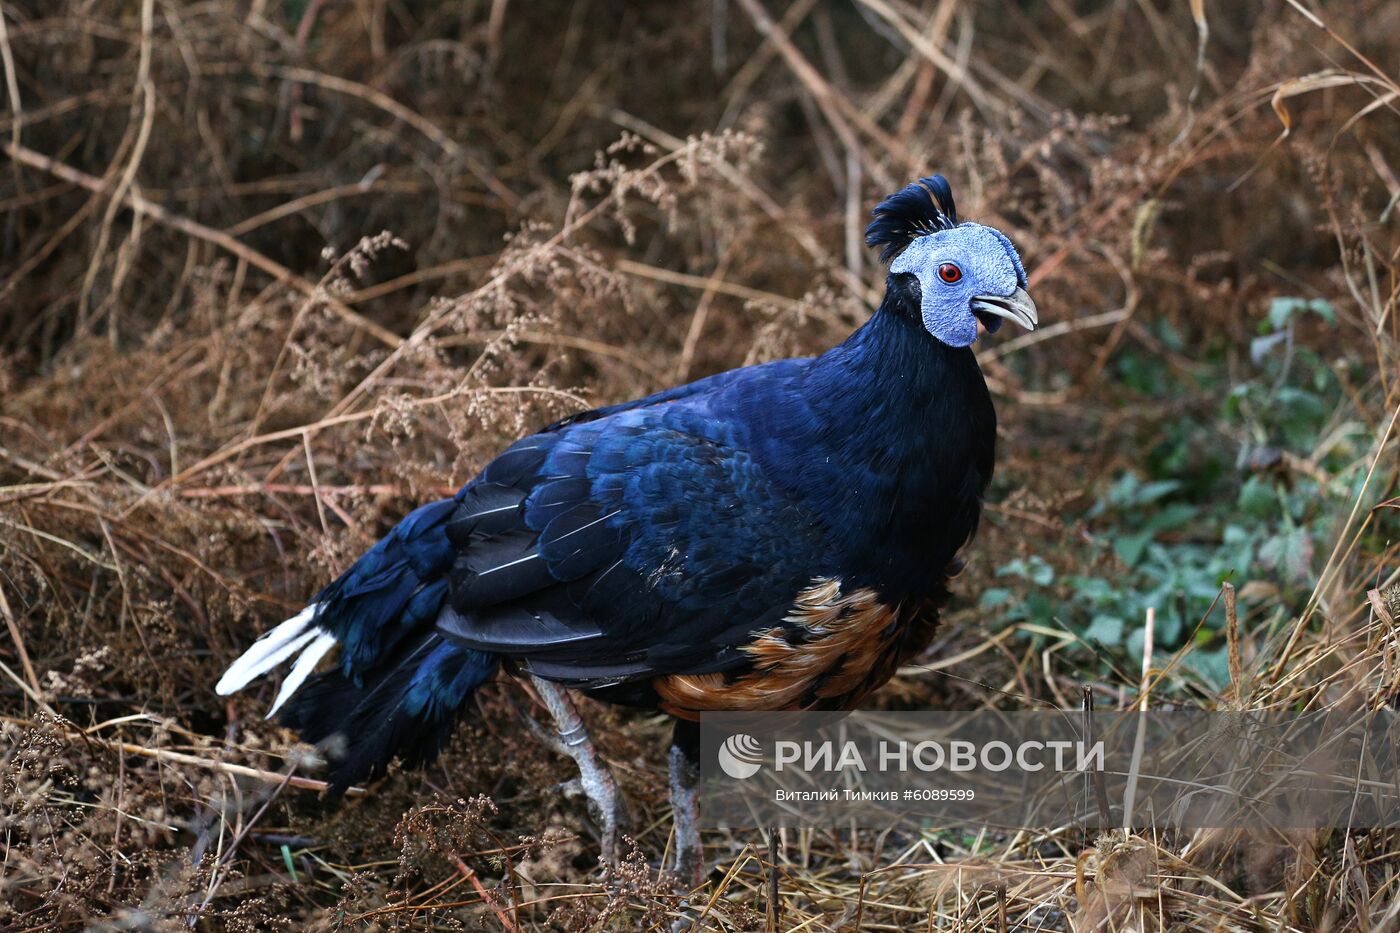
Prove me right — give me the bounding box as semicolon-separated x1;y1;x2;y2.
866;175;1037;347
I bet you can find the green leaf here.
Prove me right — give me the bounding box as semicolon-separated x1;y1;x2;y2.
1156;611;1183;644
1182;647;1231;689
979;588;1013;610
1237;477;1275;518
1144;503;1198;533
996;556;1055;586
1125;626;1145;661
1083;614;1124;646
281;844;299;883
1258;528;1315;580
1250;331;1288;363
1133;480;1183;505
1115;531;1153;567
1268;296;1336;330
1066;575;1113;603
1026;593;1056;625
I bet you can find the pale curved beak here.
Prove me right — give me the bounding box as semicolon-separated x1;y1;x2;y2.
971;287;1038;331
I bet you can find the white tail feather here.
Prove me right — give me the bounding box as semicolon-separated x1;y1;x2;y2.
266;632;339;718
215;604;321;695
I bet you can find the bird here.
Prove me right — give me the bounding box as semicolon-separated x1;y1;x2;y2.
215;174;1037;883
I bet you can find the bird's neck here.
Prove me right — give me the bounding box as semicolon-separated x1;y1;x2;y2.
808;297;976;424
805;295;994;477
798;291;997;593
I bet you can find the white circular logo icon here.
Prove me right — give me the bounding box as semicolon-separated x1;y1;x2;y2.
718;733;764;779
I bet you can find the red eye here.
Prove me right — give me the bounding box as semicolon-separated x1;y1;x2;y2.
937;263;962;284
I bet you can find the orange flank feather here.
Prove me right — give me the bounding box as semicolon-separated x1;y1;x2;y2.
654;577;941;718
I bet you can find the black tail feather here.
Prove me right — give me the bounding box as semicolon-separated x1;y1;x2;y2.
280;632;496;794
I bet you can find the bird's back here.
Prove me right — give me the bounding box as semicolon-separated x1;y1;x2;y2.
430;300;995;711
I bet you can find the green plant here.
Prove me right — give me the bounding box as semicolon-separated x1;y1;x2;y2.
982;302;1369;690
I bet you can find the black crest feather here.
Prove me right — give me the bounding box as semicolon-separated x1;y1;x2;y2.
865;175;960;263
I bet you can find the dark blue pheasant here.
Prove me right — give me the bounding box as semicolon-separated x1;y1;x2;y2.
217;175;1036;877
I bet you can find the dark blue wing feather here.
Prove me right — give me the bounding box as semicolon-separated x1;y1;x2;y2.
434;379;831;683
427;302;994;688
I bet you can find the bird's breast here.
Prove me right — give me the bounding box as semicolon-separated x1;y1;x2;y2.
653;576;942;718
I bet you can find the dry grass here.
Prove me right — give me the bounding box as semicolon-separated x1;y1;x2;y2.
1;0;1397;929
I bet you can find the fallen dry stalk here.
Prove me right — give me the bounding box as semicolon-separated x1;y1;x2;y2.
0;712;362;795
1;140;403;349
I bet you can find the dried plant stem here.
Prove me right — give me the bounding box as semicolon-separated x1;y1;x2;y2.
0;140;403;349
0;4;22;156
1224;582;1242;704
1121;606;1154;830
0;583;39;697
448;853;521;933
615;258;798;311
736;0;903;191
0;713;360;795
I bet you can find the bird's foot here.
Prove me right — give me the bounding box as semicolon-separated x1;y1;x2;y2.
668;740;705;889
580;761;630;871
527;676;631;870
666;838;705;892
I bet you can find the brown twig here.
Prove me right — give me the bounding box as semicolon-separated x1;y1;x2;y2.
0;583;40;698
0;713;358;794
448;853;521;933
1;140;403;349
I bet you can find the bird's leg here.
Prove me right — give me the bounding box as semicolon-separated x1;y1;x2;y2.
669;719;704;888
528;676;629;867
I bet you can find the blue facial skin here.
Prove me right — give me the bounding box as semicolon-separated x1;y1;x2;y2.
889;223;1029;347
